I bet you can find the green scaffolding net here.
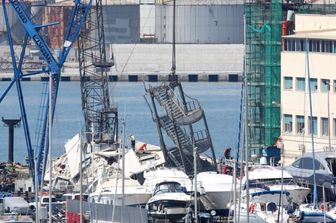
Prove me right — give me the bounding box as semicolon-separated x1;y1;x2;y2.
245;0;282;160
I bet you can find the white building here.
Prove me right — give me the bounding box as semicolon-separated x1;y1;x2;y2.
281;14;336;164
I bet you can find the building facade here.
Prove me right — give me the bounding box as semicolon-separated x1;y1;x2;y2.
155;4;243;44
281;14;336;164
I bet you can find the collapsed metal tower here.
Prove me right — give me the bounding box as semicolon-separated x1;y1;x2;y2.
145;0;217;177
78;0;118;145
145;81;217;176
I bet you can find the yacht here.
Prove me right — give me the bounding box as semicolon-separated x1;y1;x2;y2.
232;190;290;223
146;181;191;221
143;168;192;192
0;213;33;223
242;165;310;205
195;171;234;212
89;177;151;207
297;203;336;222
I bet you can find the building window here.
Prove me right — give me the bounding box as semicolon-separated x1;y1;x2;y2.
295;39;303;51
284;77;293;90
309;40;313;51
296;115;305;134
321;79;330;92
296;77;305;91
321;117;329;136
308;116;317;135
325;40;332;53
285;39;296;51
284;114;293;133
284;39;288;51
309;78;318;92
311;40;320;52
333;80;336;92
289;39;295;51
334;118;336;137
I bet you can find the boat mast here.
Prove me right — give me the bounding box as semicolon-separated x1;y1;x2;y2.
121;117;126;211
193;145;198;223
243;14;250;223
80;131;83;223
244;74;250;223
171;0;176;78
305;38;318;208
48;73;52;223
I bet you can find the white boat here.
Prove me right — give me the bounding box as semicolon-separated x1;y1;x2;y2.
232;190;290;223
0;213;33;223
243;165;310;205
297;203;336;222
146;181;191;221
89;177;151;207
195;171;233;212
143;167;192;192
2;197;30;214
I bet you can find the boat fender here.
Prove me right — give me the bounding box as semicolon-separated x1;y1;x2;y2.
319;203;329;212
249;203;255;214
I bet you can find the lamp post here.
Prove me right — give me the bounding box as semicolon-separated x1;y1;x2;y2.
323;80;332;151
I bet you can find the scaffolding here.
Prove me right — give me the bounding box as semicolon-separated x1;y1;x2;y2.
245;0;282;159
244;1;336;160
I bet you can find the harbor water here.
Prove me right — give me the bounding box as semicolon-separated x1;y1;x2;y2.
0;81;241;163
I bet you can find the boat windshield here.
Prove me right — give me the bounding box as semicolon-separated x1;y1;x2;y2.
326;158;336;176
248;178;293;187
154;182;182;195
41;197;57;203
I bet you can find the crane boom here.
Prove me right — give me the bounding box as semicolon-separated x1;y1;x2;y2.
78;0;118;145
1;0;93;186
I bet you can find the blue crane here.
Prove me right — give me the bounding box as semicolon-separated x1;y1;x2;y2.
0;0;93;186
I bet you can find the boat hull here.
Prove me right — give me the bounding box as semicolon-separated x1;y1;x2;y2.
147;199;189;220
90;192;151;207
233;207;289;223
200;191;231;211
269;185;310;205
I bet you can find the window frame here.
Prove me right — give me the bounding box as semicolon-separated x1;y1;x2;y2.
321;117;329;136
284;76;293;90
321;79;330;93
308;116;318;135
296;115;305;134
284;114;293;133
309;78;318;92
296;77;305;91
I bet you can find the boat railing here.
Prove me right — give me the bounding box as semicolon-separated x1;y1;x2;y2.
194;130;208;141
185;99;201;113
248;178;297;187
145;179;193;192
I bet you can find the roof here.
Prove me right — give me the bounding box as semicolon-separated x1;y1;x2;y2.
251;190;290;197
157;0;243;5
156;181;181;186
247;166;293;181
284;30;336;41
52;0;243;5
300;151;336;160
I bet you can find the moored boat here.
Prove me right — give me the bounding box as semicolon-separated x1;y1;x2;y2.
231;190;290;223
243;165;310;205
146;181;191;221
195;171;233;213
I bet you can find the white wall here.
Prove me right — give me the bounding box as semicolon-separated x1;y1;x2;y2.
281;51;336;164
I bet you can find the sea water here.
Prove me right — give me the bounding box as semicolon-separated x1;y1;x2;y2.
0;81;242;163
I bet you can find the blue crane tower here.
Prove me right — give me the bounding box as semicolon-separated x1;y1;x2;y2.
0;0;93;186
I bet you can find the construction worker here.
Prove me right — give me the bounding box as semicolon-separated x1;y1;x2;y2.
130;135;136;150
